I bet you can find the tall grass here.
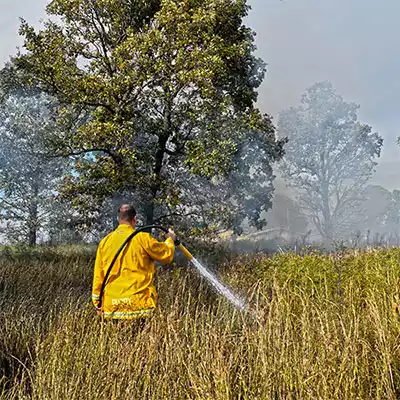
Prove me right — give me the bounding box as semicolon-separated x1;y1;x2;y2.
1;247;400;399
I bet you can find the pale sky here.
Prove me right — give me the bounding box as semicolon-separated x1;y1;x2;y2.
1;0;399;188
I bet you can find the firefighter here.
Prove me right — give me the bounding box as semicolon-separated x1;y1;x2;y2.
92;204;176;320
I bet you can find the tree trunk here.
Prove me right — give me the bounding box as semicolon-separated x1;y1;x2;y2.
321;181;333;240
28;224;37;246
144;200;155;226
112;194;124;229
28;183;39;246
147;95;172;227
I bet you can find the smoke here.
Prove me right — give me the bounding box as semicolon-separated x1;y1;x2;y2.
246;0;400;177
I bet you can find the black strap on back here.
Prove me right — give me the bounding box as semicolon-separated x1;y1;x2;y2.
96;225;168;310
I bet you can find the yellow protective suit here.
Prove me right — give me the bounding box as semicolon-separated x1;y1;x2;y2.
92;224;175;319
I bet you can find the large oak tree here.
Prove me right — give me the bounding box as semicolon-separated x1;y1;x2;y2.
14;0;284;234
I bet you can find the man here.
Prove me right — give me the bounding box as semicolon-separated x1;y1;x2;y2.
92;204;176;320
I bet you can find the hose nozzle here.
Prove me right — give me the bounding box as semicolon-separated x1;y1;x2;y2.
178;244;193;260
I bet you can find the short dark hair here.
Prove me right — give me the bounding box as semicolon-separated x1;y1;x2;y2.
117;204;136;222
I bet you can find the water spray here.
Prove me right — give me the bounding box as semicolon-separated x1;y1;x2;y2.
98;225;247;313
177;244;247;311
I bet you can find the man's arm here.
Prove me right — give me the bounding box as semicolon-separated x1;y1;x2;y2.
142;230;176;264
92;243;104;310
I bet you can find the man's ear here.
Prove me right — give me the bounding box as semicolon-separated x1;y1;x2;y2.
133;216;137;224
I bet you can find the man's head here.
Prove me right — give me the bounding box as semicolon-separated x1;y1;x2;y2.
117;204;137;226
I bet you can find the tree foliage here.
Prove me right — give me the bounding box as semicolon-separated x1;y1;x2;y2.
278;82;383;240
14;0;285;234
0;92;65;245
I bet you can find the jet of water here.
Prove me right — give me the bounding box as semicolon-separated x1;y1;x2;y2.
190;256;247;311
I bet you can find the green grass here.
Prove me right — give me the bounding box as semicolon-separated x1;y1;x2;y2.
2;247;400;399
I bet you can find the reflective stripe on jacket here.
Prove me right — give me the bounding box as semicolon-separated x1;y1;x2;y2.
92;224;175;319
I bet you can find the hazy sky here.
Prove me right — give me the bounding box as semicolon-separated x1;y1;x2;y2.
1;0;399;187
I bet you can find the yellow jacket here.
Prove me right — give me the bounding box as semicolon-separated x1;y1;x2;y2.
92;224;175;319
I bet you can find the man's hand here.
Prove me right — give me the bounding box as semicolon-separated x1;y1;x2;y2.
95;306;103;316
166;228;176;242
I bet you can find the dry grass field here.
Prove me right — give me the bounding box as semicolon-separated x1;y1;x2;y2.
1;246;400;399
